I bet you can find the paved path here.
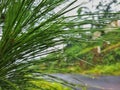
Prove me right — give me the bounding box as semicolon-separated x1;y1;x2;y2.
51;74;120;90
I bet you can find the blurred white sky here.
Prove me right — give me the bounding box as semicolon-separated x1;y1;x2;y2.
55;0;120;16
0;0;120;36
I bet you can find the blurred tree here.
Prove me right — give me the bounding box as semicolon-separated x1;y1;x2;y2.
62;0;120;65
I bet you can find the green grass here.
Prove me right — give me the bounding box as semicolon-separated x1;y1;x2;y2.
38;61;120;76
27;80;72;90
82;62;120;76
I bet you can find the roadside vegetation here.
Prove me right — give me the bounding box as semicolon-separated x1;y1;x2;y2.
35;0;120;76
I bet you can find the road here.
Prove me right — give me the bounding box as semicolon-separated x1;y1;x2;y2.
51;74;120;90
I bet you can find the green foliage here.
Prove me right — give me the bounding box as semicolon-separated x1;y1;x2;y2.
0;0;83;89
28;80;71;90
39;0;120;72
83;62;120;75
1;0;120;89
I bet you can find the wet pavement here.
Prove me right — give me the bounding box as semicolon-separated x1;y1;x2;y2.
51;74;120;90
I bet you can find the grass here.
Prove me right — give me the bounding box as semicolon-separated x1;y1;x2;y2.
82;62;120;76
27;80;71;90
38;61;120;76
